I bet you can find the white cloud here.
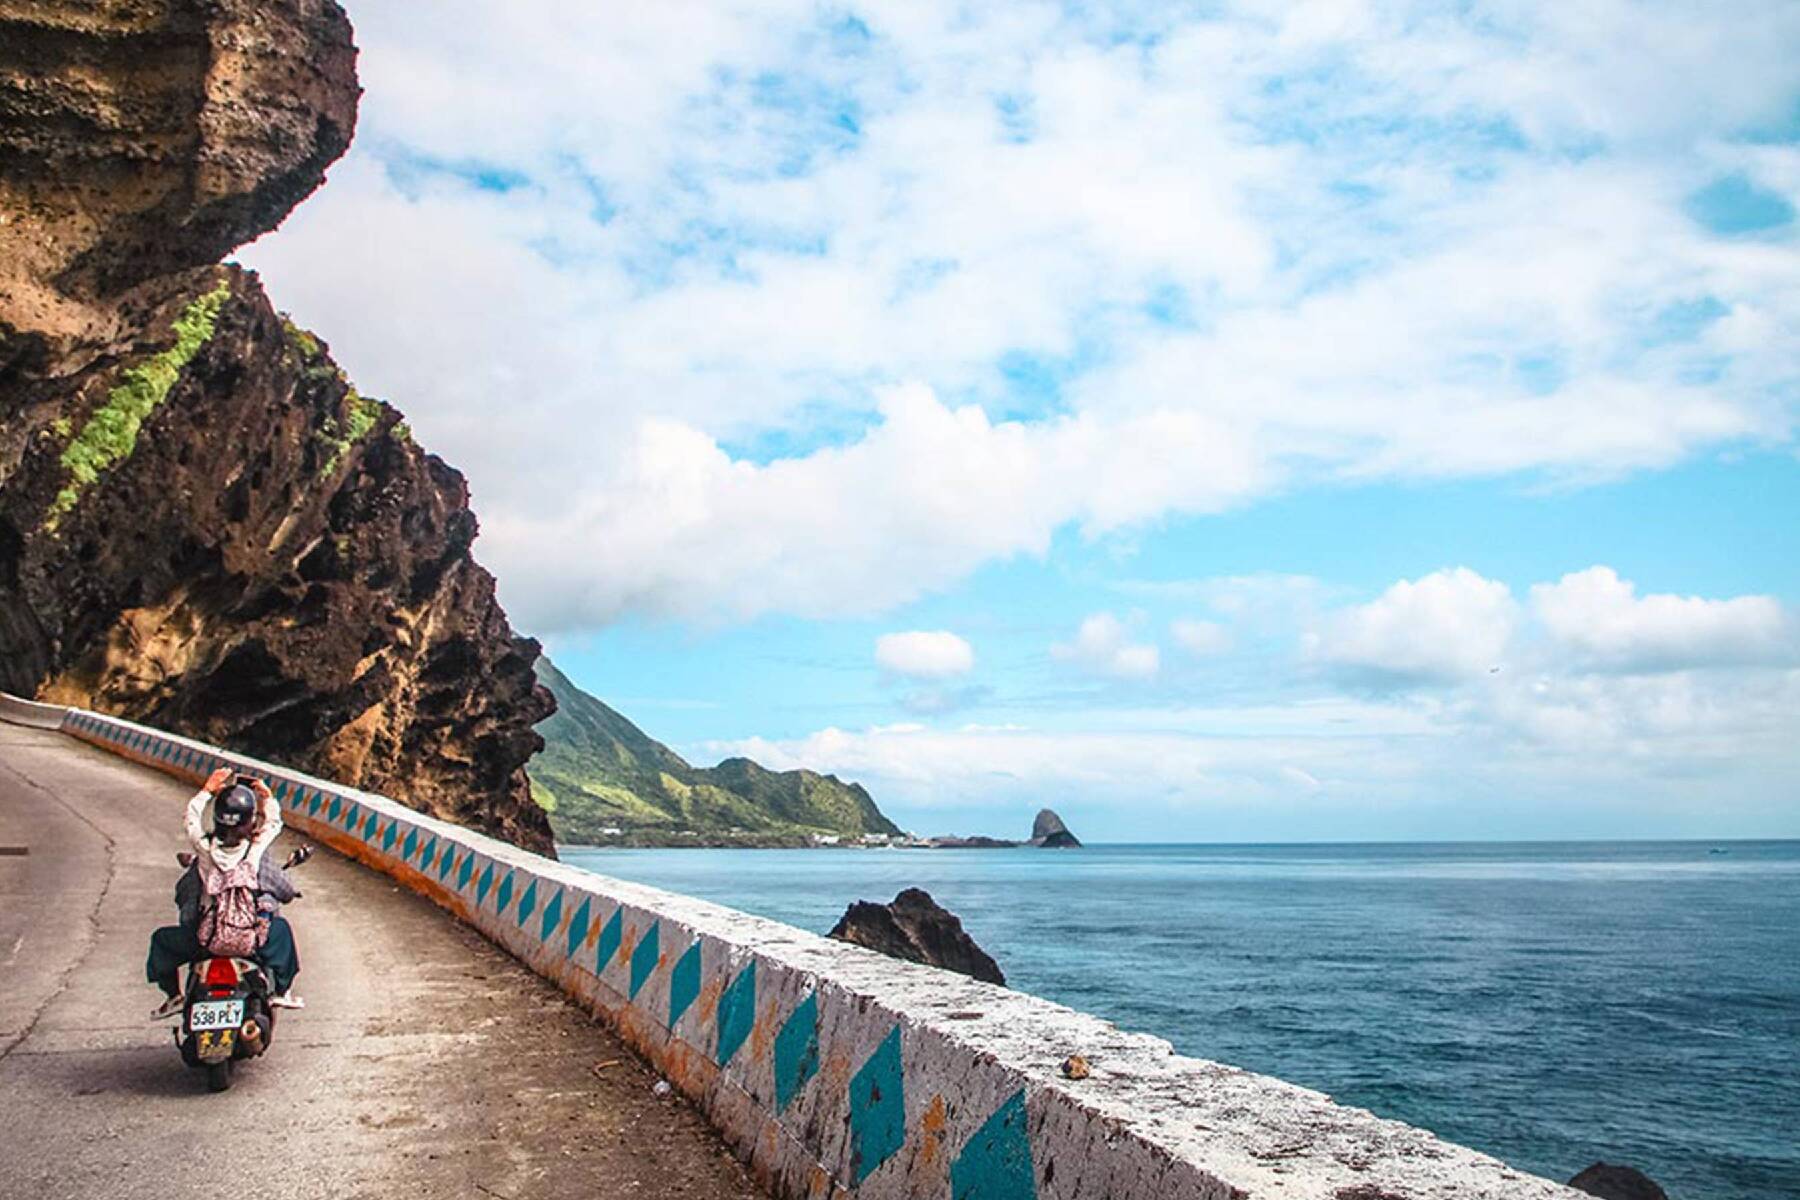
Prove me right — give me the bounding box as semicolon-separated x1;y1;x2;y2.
897;684;991;716
1314;567;1519;683
1053;612;1161;679
1529;566;1792;672
694;563;1800;835
241;1;1800;630
875;630;975;678
479;385;1255;627
706;663;1800;835
709;722;1381;810
1468;663;1800;778
1170;618;1232;657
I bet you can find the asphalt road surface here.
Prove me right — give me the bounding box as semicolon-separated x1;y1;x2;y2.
0;722;766;1200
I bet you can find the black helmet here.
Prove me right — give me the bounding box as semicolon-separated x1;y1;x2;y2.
213;784;258;834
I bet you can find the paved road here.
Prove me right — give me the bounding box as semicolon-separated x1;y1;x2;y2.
0;723;766;1200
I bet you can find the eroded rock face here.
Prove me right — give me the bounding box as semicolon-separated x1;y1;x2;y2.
828;888;1006;986
0;0;556;855
0;0;359;368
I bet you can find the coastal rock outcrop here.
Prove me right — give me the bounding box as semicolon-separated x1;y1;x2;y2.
1568;1163;1669;1200
828;888;1005;985
1028;807;1082;847
0;0;557;855
929;807;1082;848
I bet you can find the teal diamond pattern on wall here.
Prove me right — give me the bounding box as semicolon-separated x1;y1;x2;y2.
668;941;701;1027
629;921;661;999
773;992;820;1112
950;1089;1037;1200
537;887;561;940
595;908;622;971
848;1027;906;1184
715;961;756;1068
566;898;592;957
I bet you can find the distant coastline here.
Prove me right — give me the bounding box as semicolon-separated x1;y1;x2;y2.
565;806;1083;851
559;834;1800;851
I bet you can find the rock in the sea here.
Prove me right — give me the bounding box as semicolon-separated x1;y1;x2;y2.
0;0;557;855
1028;808;1082;848
1568;1163;1669;1200
828;888;1005;985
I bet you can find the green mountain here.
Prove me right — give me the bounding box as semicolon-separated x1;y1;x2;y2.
529;658;903;846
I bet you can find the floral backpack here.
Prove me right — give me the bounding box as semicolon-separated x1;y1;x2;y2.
197;858;268;958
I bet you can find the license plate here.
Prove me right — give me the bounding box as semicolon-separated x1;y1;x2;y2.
189;999;244;1032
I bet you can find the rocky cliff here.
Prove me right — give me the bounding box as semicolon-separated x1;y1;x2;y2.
0;0;557;854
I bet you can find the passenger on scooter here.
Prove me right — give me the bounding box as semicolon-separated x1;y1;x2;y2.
147;766;303;1019
173;842;303;928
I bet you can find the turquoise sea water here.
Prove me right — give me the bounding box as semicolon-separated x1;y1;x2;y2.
562;841;1800;1198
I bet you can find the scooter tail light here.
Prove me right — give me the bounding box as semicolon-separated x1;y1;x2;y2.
202;958;238;988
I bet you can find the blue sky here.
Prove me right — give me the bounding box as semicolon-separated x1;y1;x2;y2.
243;0;1800;840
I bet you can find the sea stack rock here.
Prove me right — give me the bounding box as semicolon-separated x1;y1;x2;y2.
1568;1163;1669;1200
828;888;1005;985
1028;808;1082;847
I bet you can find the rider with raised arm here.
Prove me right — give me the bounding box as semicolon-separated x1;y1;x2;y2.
147;766;303;1018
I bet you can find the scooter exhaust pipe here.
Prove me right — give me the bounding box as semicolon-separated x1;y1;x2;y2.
240;1019;262;1042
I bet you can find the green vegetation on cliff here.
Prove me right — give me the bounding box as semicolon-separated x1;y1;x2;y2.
282;314;382;476
531;658;903;846
46;279;231;528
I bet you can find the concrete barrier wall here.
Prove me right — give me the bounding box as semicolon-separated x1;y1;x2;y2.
0;692;71;729
30;699;1577;1200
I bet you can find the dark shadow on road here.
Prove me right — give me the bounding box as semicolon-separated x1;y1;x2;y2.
16;1043;270;1101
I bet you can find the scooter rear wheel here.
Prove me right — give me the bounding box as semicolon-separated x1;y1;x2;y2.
205;1061;232;1092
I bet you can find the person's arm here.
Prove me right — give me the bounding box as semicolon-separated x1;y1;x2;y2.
188;767;233;851
258;857;299;904
247;777;282;855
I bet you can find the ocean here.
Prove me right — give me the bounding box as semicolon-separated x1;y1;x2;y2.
561;840;1800;1199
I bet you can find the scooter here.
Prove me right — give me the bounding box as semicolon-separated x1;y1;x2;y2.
173;845;310;1092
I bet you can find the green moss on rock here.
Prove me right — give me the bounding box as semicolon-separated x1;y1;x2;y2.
317;388;382;477
280;315;322;364
44;279;231;528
